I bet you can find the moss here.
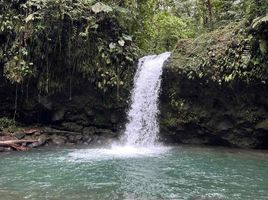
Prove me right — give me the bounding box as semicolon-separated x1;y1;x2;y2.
0;117;15;130
169;18;268;83
161;113;178;128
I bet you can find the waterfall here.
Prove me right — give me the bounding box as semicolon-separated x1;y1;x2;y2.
123;52;171;146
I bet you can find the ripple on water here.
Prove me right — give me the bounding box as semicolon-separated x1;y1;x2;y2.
0;146;268;200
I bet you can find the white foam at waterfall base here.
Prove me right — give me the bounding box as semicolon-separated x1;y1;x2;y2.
68;145;171;161
68;52;171;160
123;52;171;146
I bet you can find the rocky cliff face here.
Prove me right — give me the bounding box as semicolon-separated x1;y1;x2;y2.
159;68;268;149
159;17;268;149
0;81;128;149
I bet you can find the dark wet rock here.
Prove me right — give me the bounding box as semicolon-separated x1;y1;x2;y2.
75;134;83;141
181;137;210;145
65;114;89;126
66;142;75;146
52;109;65;121
21;142;27;147
159;62;268;149
95;128;117;137
28;142;40;148
39;96;53;110
51;135;66;145
14;132;25;139
215;119;234;131
110;113;119;123
24;135;34;140
34;131;41;136
61;122;83;132
81;134;89;140
0;147;5;152
82;127;96;135
72;95;90;110
67;135;76;143
38;134;48;146
226;136;258;148
84;105;95;117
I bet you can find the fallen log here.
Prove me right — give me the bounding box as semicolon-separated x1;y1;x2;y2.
41;128;80;135
9;144;29;151
0;140;38;151
0;139;37;145
23;129;40;134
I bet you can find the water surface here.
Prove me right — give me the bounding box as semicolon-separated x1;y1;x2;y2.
0;146;267;200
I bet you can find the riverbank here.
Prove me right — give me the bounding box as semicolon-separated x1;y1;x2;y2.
0;126;118;152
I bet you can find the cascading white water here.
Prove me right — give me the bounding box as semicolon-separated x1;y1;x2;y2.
123;52;171;146
67;52;171;159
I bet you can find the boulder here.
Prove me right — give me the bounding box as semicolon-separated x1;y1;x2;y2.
52;109;65;121
28;142;40;148
51;135;66;145
13;132;25;139
38;134;48;146
61;122;83;132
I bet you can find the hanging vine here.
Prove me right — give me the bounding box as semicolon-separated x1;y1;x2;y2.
1;0;138;102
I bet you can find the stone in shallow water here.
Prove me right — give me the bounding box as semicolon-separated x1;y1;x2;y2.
28;142;40;148
38;134;48;145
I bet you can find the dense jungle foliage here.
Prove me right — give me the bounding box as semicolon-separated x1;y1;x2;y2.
0;0;268;101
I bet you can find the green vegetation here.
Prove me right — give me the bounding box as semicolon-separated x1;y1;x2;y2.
1;0;268;89
0;117;15;130
0;0;138;99
1;0;268;124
